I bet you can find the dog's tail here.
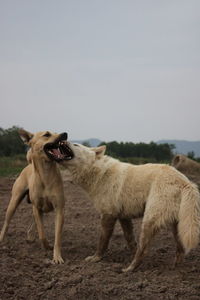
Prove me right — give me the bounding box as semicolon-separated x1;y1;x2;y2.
178;182;200;254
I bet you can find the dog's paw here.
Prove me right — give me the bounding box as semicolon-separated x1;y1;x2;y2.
122;265;134;273
52;256;64;264
85;254;101;263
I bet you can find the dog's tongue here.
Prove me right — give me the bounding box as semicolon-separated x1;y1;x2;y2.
52;148;63;158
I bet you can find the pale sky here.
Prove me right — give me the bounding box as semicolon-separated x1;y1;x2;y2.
0;0;200;142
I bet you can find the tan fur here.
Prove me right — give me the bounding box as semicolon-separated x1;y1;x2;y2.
172;154;200;189
62;143;200;271
172;154;200;174
26;148;32;164
0;130;67;264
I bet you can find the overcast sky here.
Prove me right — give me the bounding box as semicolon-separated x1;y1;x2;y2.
0;0;200;143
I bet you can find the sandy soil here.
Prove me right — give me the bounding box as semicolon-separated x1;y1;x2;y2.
1;175;200;300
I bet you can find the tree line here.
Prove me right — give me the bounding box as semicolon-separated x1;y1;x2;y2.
0;126;26;156
99;141;175;162
0;126;175;162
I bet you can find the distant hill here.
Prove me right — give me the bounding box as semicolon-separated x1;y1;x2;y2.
157;140;200;157
70;138;102;147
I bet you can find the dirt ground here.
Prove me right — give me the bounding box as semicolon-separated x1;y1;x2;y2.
1;175;200;300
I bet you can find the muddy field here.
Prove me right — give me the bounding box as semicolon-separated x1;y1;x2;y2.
1;175;200;300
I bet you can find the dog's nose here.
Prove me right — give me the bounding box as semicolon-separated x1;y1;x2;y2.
60;132;68;141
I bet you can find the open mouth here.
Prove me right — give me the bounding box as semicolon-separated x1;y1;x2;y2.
44;136;74;162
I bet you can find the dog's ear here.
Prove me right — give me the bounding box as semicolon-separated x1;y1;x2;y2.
92;145;106;158
19;129;33;144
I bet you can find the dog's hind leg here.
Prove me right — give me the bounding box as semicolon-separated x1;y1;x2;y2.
172;222;185;267
0;177;28;242
122;219;158;272
85;214;117;263
32;206;51;250
119;218;137;251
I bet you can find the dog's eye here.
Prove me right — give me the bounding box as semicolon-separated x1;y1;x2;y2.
43;132;51;137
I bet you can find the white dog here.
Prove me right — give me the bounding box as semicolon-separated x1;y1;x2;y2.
62;143;200;272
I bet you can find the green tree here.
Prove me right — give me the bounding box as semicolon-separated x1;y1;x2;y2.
0;126;26;156
100;140;174;162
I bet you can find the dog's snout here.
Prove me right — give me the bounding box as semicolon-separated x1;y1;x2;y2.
60;132;68;141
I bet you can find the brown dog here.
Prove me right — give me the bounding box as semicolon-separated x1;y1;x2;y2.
0;129;73;263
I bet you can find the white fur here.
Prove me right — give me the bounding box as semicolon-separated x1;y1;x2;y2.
63;143;200;253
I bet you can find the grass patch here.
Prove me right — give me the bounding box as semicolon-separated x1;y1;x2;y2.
0;154;27;177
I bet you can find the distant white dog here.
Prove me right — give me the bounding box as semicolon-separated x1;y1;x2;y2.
62;143;200;272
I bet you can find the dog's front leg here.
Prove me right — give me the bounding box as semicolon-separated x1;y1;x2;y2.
32;206;51;250
85;214;117;263
53;208;64;264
